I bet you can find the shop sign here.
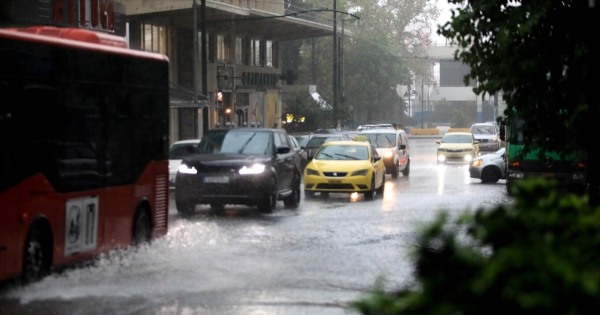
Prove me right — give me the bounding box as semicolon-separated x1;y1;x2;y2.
241;72;278;87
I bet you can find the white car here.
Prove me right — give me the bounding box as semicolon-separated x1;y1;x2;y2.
469;147;506;183
169;139;201;192
359;128;410;178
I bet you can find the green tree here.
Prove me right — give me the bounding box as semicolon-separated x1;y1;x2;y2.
282;0;440;127
429;98;476;128
353;179;600;314
282;91;334;132
439;0;600;205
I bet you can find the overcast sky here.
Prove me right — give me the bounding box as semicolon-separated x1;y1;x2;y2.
432;0;458;45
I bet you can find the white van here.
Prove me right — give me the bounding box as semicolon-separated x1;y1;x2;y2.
359;129;410;178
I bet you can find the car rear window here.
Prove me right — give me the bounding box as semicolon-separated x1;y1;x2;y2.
306;136;344;148
470;125;496;134
442;134;473;143
169;142;199;159
362;133;396;148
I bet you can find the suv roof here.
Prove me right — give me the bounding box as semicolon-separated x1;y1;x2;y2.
360;128;405;134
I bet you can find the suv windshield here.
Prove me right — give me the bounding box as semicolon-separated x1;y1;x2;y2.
362;133;396;148
197;130;272;155
470;125;496;134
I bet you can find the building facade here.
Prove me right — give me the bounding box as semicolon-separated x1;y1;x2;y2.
3;0;334;145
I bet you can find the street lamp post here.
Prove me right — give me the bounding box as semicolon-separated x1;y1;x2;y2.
421;78;424;129
333;0;338;128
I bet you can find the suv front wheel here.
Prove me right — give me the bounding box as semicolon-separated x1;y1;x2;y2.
258;177;277;213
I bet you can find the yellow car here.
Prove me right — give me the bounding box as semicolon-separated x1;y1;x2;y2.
304;140;386;200
436;132;480;164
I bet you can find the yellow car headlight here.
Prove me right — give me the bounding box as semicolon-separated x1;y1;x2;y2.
351;169;369;176
306;168;319;176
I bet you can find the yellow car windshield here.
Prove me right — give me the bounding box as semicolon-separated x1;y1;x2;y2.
315;145;368;160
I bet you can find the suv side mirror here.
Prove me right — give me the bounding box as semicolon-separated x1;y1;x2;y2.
399;144;406;150
277;146;290;154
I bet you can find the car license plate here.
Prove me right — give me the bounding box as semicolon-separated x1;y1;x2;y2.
204;176;229;183
542;173;554;178
329;179;342;184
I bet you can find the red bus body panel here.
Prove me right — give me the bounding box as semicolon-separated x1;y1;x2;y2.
0;27;169;282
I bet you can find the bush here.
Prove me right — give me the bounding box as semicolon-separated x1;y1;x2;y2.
352;179;600;314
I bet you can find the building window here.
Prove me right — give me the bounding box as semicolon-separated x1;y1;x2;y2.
235;37;244;65
216;35;228;62
266;40;274;67
197;32;210;62
236;93;249;107
250;39;261;66
141;23;167;55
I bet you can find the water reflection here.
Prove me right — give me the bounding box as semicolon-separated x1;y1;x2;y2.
437;164;445;195
437;163;470;195
382;180;396;211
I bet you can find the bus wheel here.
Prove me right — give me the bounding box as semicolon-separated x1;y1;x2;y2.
132;209;152;246
22;226;50;284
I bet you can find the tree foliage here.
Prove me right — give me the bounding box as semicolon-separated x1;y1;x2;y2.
282;91;334;132
281;0;439;128
438;0;600;204
429;99;476;127
352;179;600;315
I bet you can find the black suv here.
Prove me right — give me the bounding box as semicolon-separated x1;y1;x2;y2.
175;128;302;214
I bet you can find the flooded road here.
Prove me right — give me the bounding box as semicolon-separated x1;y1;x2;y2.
0;138;511;315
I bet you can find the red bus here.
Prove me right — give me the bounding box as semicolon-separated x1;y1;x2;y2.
0;26;170;284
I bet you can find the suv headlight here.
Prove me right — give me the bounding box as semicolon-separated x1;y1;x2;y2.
178;164;197;174
383;151;393;158
239;164;266;175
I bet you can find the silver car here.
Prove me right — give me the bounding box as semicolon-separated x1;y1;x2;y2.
470;122;500;153
469;147;506;183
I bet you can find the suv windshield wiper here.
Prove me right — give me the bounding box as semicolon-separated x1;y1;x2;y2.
238;133;257;154
380;135;393;148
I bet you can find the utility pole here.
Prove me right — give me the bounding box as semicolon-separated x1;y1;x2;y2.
421;77;424;129
333;0;338;128
201;0;208;135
